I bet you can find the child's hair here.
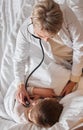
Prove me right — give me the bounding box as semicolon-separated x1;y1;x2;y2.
31;98;63;127
32;0;63;34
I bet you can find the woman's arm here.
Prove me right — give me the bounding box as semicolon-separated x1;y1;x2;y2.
13;29;30;87
65;6;83;83
14;23;30;105
60;7;83;96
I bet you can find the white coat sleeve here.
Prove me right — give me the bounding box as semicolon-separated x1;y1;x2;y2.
13;28;30;87
65;7;83;82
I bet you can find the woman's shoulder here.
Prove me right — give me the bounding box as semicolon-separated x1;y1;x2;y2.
60;4;78;27
19;17;32;39
20;17;31;31
60;4;74;18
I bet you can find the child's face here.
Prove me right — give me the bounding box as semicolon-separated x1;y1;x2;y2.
25;98;43;124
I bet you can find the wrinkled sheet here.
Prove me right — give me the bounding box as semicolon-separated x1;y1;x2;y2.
0;0;83;130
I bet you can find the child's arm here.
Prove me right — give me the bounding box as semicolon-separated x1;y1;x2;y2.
32;87;56;98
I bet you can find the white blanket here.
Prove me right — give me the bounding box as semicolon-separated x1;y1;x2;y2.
0;0;83;130
4;85;83;130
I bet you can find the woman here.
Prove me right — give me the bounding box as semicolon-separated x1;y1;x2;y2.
14;0;83;105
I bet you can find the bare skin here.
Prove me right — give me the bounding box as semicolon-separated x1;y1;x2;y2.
16;84;56;105
60;81;76;97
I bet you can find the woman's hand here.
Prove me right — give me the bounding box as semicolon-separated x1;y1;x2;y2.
60;81;76;97
16;84;30;105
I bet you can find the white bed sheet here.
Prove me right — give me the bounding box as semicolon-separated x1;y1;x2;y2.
0;0;83;130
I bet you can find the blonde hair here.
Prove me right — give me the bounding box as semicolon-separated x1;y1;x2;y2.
32;0;63;34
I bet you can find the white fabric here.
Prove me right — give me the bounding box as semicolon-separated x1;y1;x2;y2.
4;81;29;124
4;85;83;130
0;0;36;75
13;18;71;94
59;90;83;130
0;0;83;130
66;0;83;26
56;0;83;26
13;5;83;86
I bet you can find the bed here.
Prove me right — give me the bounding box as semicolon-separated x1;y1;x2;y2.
0;0;83;130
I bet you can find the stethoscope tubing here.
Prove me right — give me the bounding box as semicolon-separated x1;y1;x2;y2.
25;25;45;89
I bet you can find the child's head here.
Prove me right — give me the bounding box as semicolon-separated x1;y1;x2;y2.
25;98;63;127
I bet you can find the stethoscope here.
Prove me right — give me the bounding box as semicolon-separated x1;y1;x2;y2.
25;23;45;90
24;23;45;106
24;23;63;107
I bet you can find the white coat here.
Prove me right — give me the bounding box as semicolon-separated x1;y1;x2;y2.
13;5;83;95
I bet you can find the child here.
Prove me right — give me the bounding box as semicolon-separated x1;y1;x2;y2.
4;83;63;127
24;97;63;127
